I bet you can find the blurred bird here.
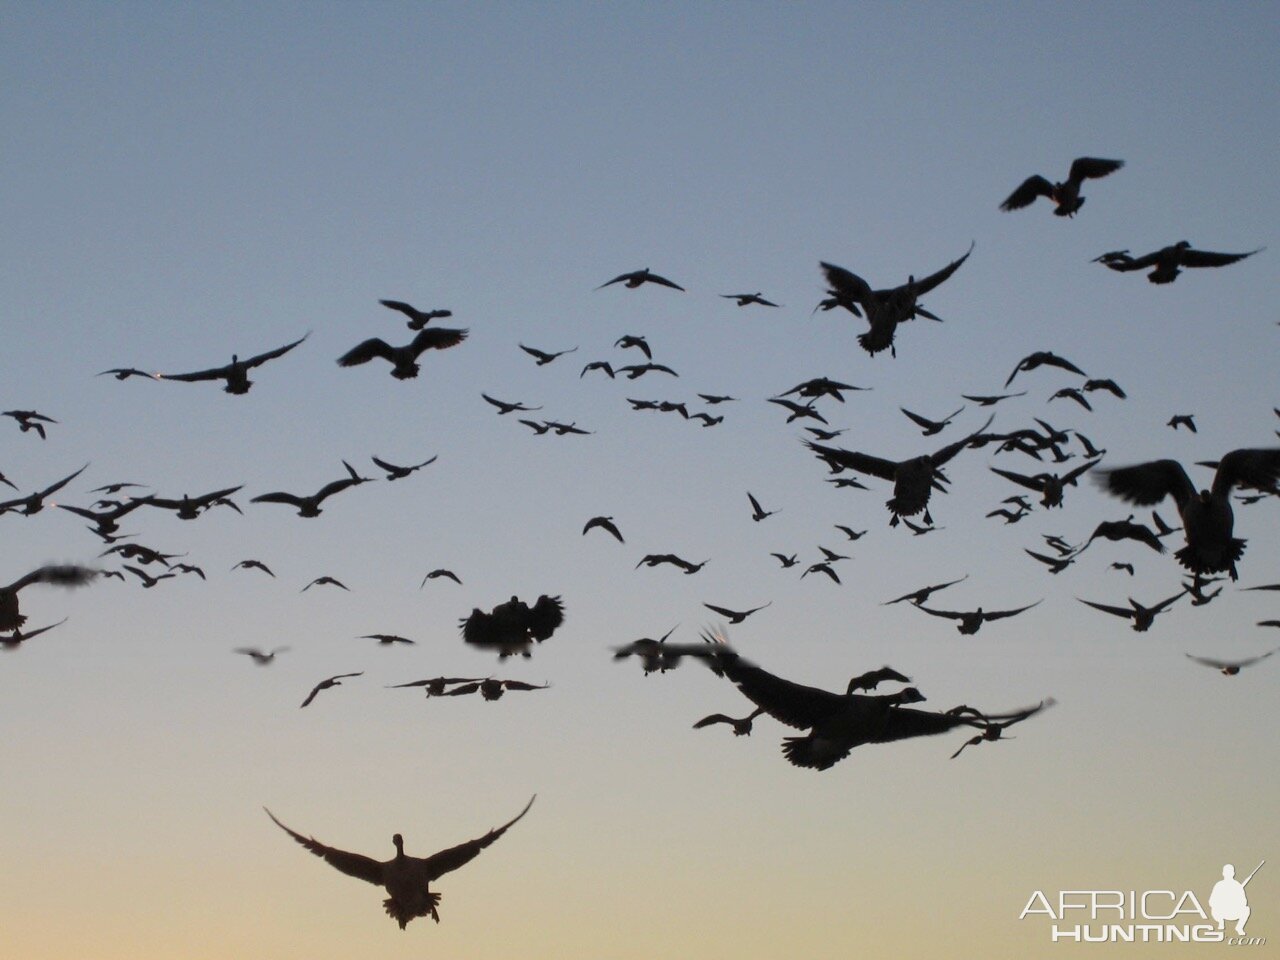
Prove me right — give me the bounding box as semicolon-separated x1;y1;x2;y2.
1167;414;1197;433
387;676;482;696
1000;157;1124;216
300;672;363;708
361;634;415;646
1185;650;1277;676
157;334;308;394
460;595;565;659
961;391;1026;407
636;554;708;575
722;292;780;307
235;646;289;665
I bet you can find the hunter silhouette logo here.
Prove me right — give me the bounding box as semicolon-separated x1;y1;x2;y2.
1210;861;1263;937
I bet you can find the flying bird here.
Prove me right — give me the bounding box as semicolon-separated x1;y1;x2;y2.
747;492;778;522
122;564;176;588
387;676;482;696
156;334;308;394
1000;157;1124;216
614;335;653;359
1095;241;1262;284
770;553;799;569
378;300;452;329
580;361;615;379
519;344;577;366
950;701;1056;759
1077;591;1185;632
0;564;97;632
361;634;415;646
900;405;965;436
1082;378;1127;399
443;678;550;701
582;516;624;543
421;569;462;587
251;465;365;517
636;554;708;575
0;463;89;517
3;410;57;439
302;576;349;592
232;559;275;577
337;327;468;379
988;459;1100;509
961;391;1027;407
722;292;780;307
1005;351;1087;388
1074;517;1166;555
703;601;772;624
264;796;534;928
914;600;1042;635
300;672;363;708
1049;388;1092;411
460;595;565;659
618;363;678;380
693;707;766;736
778;377;869;404
1167;414;1197;433
141;485;243;520
371;455;437;479
882;575;968;606
596;268;684;291
0;617;68;650
697;393;737;405
1185;650;1277;676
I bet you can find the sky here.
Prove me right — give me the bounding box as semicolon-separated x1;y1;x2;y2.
2;2;1277;957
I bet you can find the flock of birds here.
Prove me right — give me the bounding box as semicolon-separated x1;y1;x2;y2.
4;155;1276;931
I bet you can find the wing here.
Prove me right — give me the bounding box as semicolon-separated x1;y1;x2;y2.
1097;459;1195;509
910;241;974;295
1000;175;1054;211
644;273;684;291
930;415;994;465
595;272;632;289
527;595;564;640
715;653;851;730
337;338;396;367
1180;247;1261;269
989;466;1044;492
1077;598;1134;619
984;599;1043;621
1102;250;1160;272
409;327;468;356
264;809;385;886
378;299;420;319
5;563;98;593
161;364;228;382
1068;157;1124;182
244;333;308;368
1211;448;1280;497
502;680;548;691
869;706;973;744
251;492;306;507
313;477;360;502
818;262;874;305
417;796;535;882
914;605;963;621
39;463;90;497
899;408;935;430
803;441;898;480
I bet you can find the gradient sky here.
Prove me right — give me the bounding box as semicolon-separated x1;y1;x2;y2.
2;3;1277;957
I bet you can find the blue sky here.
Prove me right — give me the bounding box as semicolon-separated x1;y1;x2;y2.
2;3;1277;957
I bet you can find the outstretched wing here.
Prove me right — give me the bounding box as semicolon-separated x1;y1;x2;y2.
990;466;1044;492
984;599;1043;621
1068;157;1124;183
1000;175;1054;211
417;796;536;882
911;242;974;296
408;327;468;357
1077;597;1134;620
712;651;849;731
818;261;874;306
1180;247;1261;269
1096;459;1195;509
264;809;385;886
1211;448;1280;498
244;333;308;368
803;441;898;481
527;595;564;640
337;338;396;367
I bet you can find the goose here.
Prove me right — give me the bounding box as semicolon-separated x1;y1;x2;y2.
900;405;965;436
693;707;766;735
989;458;1100;509
171;563;205;579
264;796;534;928
446;678;550;701
3;409;57;439
1000;157;1124;216
778;378;868;403
361;633;415;646
1049;388;1092;411
388;676;482;696
1;617;68;650
1074;517;1166;555
302;576;349;592
768;398;827;424
580;361;615;379
703;601;772;624
582;516;624;543
882;575;968;606
300;672;363;708
1185;650;1277;676
596;268;685;291
697;393;737;404
420;568;462;587
0;463;89;517
618;362;677;379
460;595;565;659
378;299;452;329
1184;575;1224;607
950;702;1055;759
251;465;365;517
961;391;1026;407
806;427;846;441
834;525;867;541
1024;548;1075;574
371;454;437;479
123;564;176;588
1004;351;1087;388
98;367;157;381
614;335;653;359
235;646;290;665
518;343;577;366
337;327;468;379
722;292;780;307
58;497;149;536
1083;378;1127;399
801;562;841;584
690;412;723;427
232;559;275;577
770;552;799;569
914;599;1042;635
1077;590;1186;632
157;334;308;394
747;492;778;522
1095;241;1261;283
1167;414;1197;433
1095;449;1280;579
611;625;683;674
635;554;707;574
141;485;243;520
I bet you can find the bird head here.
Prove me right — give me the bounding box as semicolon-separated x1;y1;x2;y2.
392;834;405;856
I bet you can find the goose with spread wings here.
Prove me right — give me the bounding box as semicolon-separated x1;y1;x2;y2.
157;334;308;394
265;796;534;929
1000;157;1124;216
337;327;468;379
1095;449;1280;580
1094;241;1261;284
251;463;367;517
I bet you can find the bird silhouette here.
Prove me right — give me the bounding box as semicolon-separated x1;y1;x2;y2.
232;559;275;577
460;595;565;659
1077;591;1185;632
614;335;653;359
580;361;615;379
914;600;1042;635
265;796;534;928
882;575;968;606
371;455;437;479
596;268;684;291
1167;414;1197;433
722;292;780;307
989;459;1100;509
378;299;452;329
0;463;89;517
1005;351;1087;388
360;633;415;646
900;405;965;436
961;391;1027;407
387;676;482;696
1095;241;1261;283
251;464;365;517
123;564;176;588
156;334;308;394
519;344;577;365
337;327;468;379
703;601;772;624
747;492;778;522
235;646;289;665
420;569;462;587
141;486;243;520
3;410;57;439
693;707;766;735
1000;157;1124;216
1185;650;1277;676
300;672;363;708
582;516;624;543
302;576;349;592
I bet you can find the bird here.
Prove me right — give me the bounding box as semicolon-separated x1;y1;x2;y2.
235;646;289;665
0;617;68;650
1023;548;1075;574
986;506;1029;524
693;707;766;736
156;334;308;394
122;564;176;588
444;678;550;701
361;633;415;646
689;412;723;427
460;595;565;659
98;367;157;381
0;463;89;517
300;672;363;708
1167;414;1197;433
102;544;180;566
770;553;798;569
264;797;534;928
580;361;615;379
387;676;482;696
768;398;827;424
721;292;780;307
1095;241;1262;284
518;419;551;435
833;525;867;541
171;563;206;579
3;410;57;439
703;601;772;624
1083;378;1127;399
989;459;1100;509
1005;351;1087;388
518;343;577;365
1049;388;1092;411
900;405;965;436
635;554;708;575
57;498;150;537
337;327;468;379
378;299;452;329
805;427;846;441
801;562;841;584
140;485;243;520
1077;591;1186;632
251;465;365;517
302;576;349;592
1074;517;1166;555
950;702;1056;759
596;268;684;291
610;626;685;674
543;420;591;436
818;243;972;356
900;517;942;536
747;492;778;522
421;569;462;587
371;455;437;479
882;575;968;606
1111;563;1135;575
914;600;1042;635
232;559;275;577
618;362;677;379
1185;650;1277;676
1095;449;1280;579
697;393;737;405
582;516;624;543
804;416;992;526
614;335;653;359
1000;157;1124;216
961;391;1026;407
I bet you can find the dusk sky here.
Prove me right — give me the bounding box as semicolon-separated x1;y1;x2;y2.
2;3;1277;957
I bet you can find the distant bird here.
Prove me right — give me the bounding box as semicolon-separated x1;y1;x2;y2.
950;701;1055;759
123;564;176;588
98;367;157;381
1005;351;1087;388
57;497;149;537
747;492;778;522
483;393;544;415
1096;449;1280;579
387;676;482;696
989;459;1100;509
834;525;867;541
614;335;653;359
233;559;275;577
596;268;684;291
300;672;363;708
1083;379;1127;399
779;378;869;404
102;544;180;566
302;576;349;592
1000;157;1124;216
961;391;1026;407
768;398;827;424
3;410;57;439
635;554;707;575
722;292;780;307
543;420;592;436
361;634;415;646
611;625;684;674
264;797;534;928
1111;563;1135;575
460;595;565;659
0;463;89;517
805;416;992;526
806;427;846;441
444;678;550;701
582;516;624;543
141;485;243;520
519;343;577;365
618;363;677;379
770;552;799;568
1024;548;1075;574
251;465;364;517
157;334;308;394
579;361;615;379
826;477;869;490
986;506;1029;524
337;327;468;379
518;419;551;435
1095;241;1261;284
1049;388;1092;411
378;299;452;329
235;646;289;665
693;707;766;736
0;617;68;650
817;546;849;563
172;563;205;579
1184;574;1225;607
914;600;1042;635
371;455;437;479
802;562;841;584
900;405;964;436
690;412;723;427
1185;650;1277;676
1075;431;1107;459
420;568;462;587
1077;591;1185;632
882;575;968;606
900;517;941;536
1167;414;1197;433
703;601;772;624
1075;517;1165;555
697;393;737;405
